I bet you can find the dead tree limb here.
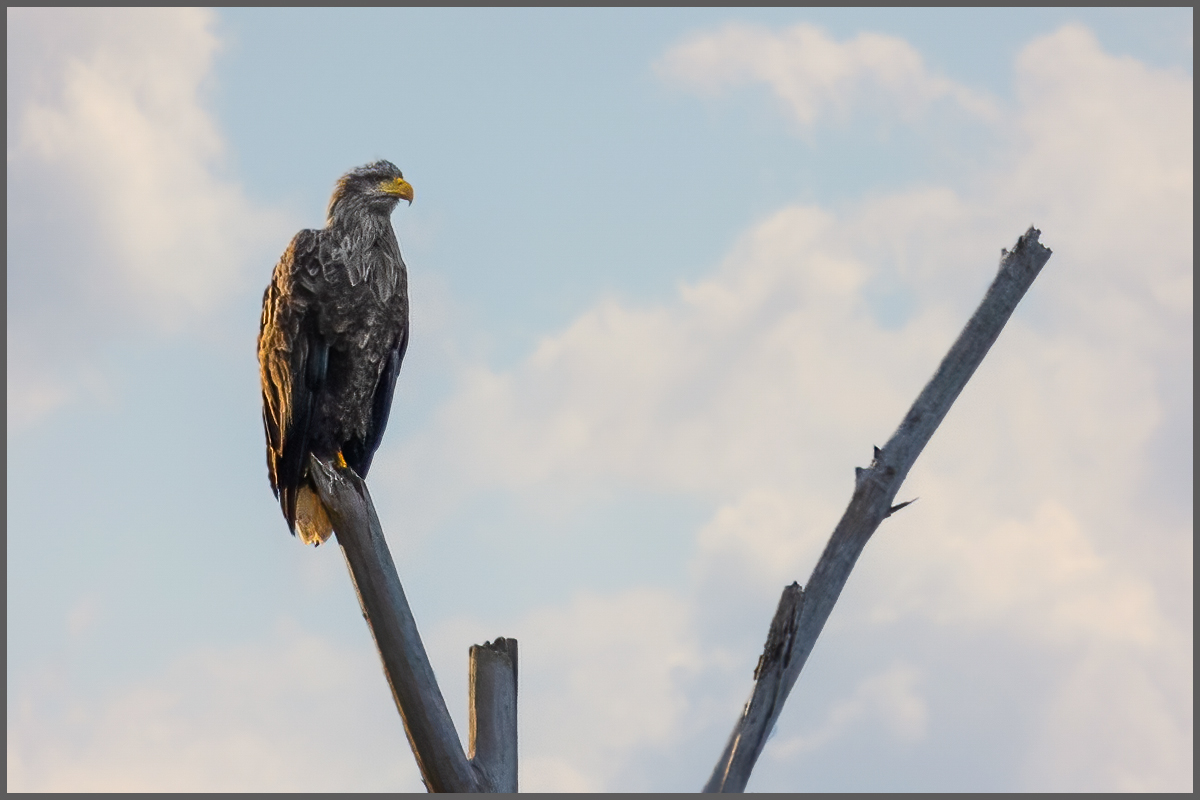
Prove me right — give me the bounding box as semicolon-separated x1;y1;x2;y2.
309;457;482;793
704;227;1053;792
469;638;519;792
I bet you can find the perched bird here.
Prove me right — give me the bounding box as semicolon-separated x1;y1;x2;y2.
258;161;414;545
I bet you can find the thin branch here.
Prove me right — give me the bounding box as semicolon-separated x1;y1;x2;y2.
705;228;1053;792
309;457;481;793
469;638;519;792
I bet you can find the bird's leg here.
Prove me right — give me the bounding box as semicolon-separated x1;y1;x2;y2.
335;451;348;470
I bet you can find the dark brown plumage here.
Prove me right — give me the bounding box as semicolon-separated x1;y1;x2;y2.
258;161;414;544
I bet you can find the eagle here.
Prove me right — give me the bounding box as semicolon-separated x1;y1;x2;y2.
258;161;414;545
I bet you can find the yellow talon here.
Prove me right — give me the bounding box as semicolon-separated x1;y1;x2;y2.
335;451;348;469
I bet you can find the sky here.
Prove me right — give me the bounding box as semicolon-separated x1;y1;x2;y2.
6;7;1193;792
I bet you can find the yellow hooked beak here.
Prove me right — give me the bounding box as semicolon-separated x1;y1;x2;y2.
380;176;414;204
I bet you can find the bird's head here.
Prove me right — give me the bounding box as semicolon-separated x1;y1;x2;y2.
327;160;414;223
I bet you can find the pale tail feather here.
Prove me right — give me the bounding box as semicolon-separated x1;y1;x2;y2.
295;485;334;546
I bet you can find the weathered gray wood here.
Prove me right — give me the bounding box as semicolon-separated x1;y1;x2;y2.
469;638;519;792
705;228;1053;792
308;457;481;793
704;583;804;792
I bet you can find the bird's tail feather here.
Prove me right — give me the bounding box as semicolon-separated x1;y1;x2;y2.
295;485;334;546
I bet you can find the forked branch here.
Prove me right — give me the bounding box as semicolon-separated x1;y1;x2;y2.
311;458;518;792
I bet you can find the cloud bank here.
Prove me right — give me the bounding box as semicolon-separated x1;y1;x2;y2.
6;623;418;792
6;8;288;427
657;22;998;128
7;18;1191;792
385;23;1191;791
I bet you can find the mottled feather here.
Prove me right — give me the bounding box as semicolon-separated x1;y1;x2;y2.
258;161;412;544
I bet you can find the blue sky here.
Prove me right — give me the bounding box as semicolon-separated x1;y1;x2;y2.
7;8;1192;791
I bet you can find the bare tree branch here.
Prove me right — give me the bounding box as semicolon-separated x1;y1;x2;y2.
309;457;481;793
469;638;519;792
705;583;805;792
705;227;1053;793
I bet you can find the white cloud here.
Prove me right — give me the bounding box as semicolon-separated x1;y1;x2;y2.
872;499;1168;647
768;663;928;756
516;589;701;790
376;23;1192;791
6;622;422;792
693;488;828;593
6;8;289;427
1023;636;1193;791
1002;25;1192;321
657;22;997;129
